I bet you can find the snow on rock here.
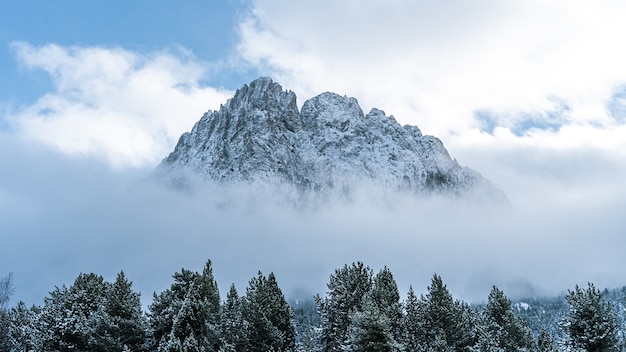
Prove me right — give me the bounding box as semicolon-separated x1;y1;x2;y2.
157;77;507;205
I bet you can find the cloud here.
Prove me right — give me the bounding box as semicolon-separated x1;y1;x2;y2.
237;0;626;138
1;130;625;307
4;42;233;168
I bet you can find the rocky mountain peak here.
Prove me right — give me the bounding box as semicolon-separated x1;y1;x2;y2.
158;78;507;204
225;77;298;119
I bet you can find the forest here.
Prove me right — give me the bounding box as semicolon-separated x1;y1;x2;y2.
0;260;624;352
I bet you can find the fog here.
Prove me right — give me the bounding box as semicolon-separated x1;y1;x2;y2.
2;132;625;309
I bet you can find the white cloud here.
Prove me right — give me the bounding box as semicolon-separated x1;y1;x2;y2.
5;42;233;168
237;0;626;139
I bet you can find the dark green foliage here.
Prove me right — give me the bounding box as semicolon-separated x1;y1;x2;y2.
8;261;626;352
415;274;477;351
0;310;7;352
562;283;621;352
402;286;422;351
220;284;247;352
536;327;556;352
345;294;401;352
316;262;373;352
243;271;296;352
7;301;40;352
481;286;534;352
91;271;148;352
0;273;13;352
27;271;149;352
149;260;221;352
39;273;110;351
371;267;403;342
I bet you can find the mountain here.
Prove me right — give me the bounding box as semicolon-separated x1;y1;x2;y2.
157;77;506;204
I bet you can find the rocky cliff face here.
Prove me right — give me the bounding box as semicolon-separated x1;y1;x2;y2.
158;77;506;204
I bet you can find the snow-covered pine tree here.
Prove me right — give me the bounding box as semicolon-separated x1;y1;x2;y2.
561;283;621;352
39;273;110;351
536;327;556;352
316;262;373;352
417;274;477;351
344;294;402;352
149;260;221;352
402;286;423;352
243;271;295;352
7;301;41;351
481;286;533;352
220;284;247;352
91;271;148;352
371;267;403;343
0;311;6;351
198;260;222;351
0;273;13;352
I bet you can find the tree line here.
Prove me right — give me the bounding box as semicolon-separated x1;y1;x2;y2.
0;261;623;351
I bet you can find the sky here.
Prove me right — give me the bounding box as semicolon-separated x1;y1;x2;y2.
1;0;626;307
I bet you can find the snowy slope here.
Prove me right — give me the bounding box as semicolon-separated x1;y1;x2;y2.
158;77;507;204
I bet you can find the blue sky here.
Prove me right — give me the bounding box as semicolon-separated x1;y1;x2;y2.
1;0;626;306
0;0;255;104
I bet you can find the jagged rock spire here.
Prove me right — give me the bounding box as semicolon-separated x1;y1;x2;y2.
158;78;507;204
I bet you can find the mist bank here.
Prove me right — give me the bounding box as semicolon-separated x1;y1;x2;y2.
1;134;626;307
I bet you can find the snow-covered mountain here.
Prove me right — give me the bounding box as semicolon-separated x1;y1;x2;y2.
158;77;506;204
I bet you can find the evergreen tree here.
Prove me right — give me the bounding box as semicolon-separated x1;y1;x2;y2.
90;271;148;352
371;267;403;342
416;274;477;351
0;310;7;352
402;286;423;352
344;294;401;352
243;271;295;352
220;284;247;352
0;273;13;352
536;327;556;352
7;301;42;352
481;286;533;352
561;283;621;352
38;272;110;351
316;262;373;352
150;260;221;352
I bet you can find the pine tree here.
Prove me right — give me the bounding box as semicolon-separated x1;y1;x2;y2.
371;267;403;343
0;273;13;352
0;310;7;352
220;284;247;352
150;260;222;352
91;271;148;352
198;260;222;351
38;272;110;351
536;327;556;352
344;294;401;352
561;283;621;352
243;271;295;352
402;286;423;352
417;274;477;351
481;286;533;352
7;301;41;352
316;262;373;352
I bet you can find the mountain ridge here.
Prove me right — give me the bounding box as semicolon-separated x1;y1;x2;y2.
158;77;507;204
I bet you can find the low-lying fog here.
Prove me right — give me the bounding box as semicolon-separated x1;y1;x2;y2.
2;133;625;308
